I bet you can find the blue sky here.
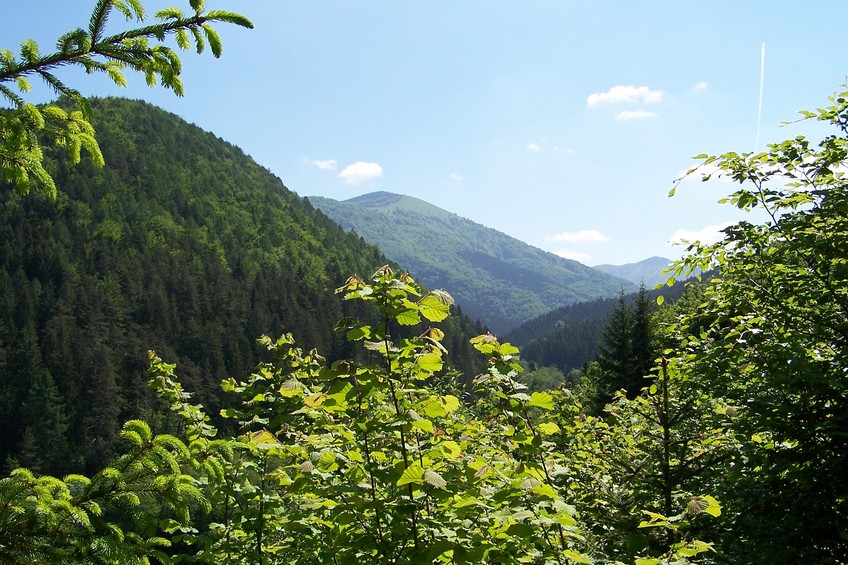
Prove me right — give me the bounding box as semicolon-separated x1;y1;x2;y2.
3;1;847;265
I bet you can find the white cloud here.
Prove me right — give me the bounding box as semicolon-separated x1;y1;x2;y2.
526;143;542;152
544;229;610;243
553;249;591;263
587;85;665;108
311;159;337;171
450;173;464;181
616;110;657;121
669;221;735;246
338;161;383;185
693;81;708;91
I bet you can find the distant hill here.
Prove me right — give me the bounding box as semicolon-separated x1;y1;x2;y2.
594;256;672;287
309;191;635;333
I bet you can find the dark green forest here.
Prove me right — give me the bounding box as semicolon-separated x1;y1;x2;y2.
507;280;687;378
0;97;484;475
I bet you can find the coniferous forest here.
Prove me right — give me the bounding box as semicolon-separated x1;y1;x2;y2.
2;2;848;563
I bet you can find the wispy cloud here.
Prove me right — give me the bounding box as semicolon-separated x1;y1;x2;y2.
616;110;657;121
669;221;734;246
311;159;337;171
587;85;665;108
553;249;591;263
338;162;383;185
553;145;577;155
693;81;708;92
525;142;542;152
544;229;610;243
450;173;464;181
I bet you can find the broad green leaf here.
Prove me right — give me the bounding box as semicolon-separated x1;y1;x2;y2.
419;292;451;322
397;463;425;486
346;450;364;463
421;395;460;418
702;495;722;517
676;540;714;557
415;352;443;373
561;549;592;564
396;306;420;326
499;342;520;356
532;482;558;499
423;469;447;489
536;421;560;435
439;440;462;459
303;393;326;408
249;429;280;448
441;394;460;413
278;379;303;397
528;391;555;410
317;450;338;472
421;397;446;418
346;326;371;340
411;418;434;434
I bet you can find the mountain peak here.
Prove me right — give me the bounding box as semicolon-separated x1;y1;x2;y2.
346;191;404;207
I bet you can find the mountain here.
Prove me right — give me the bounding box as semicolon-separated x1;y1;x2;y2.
308;192;635;333
0;98;484;475
593;256;672;287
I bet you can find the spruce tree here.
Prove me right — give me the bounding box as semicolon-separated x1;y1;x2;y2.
595;290;634;402
629;281;656;390
594;284;657;403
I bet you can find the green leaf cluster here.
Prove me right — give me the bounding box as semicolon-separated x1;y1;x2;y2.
174;266;588;563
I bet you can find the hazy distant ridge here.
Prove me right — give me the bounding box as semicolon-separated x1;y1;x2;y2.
594;256;672;287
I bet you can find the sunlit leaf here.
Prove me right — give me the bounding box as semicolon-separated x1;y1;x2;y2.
528;391;554;410
397;463;424;486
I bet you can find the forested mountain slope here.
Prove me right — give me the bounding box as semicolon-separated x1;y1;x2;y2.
506;280;687;374
0;97;483;474
309;191;635;333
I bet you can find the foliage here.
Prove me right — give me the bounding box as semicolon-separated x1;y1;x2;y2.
309;192;635;333
551;359;734;564
0;0;253;197
152;266;588;563
5;265;736;565
669;86;848;561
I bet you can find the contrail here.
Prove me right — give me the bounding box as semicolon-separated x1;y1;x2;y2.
755;43;765;151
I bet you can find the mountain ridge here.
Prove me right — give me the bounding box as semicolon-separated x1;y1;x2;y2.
309;191;636;333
